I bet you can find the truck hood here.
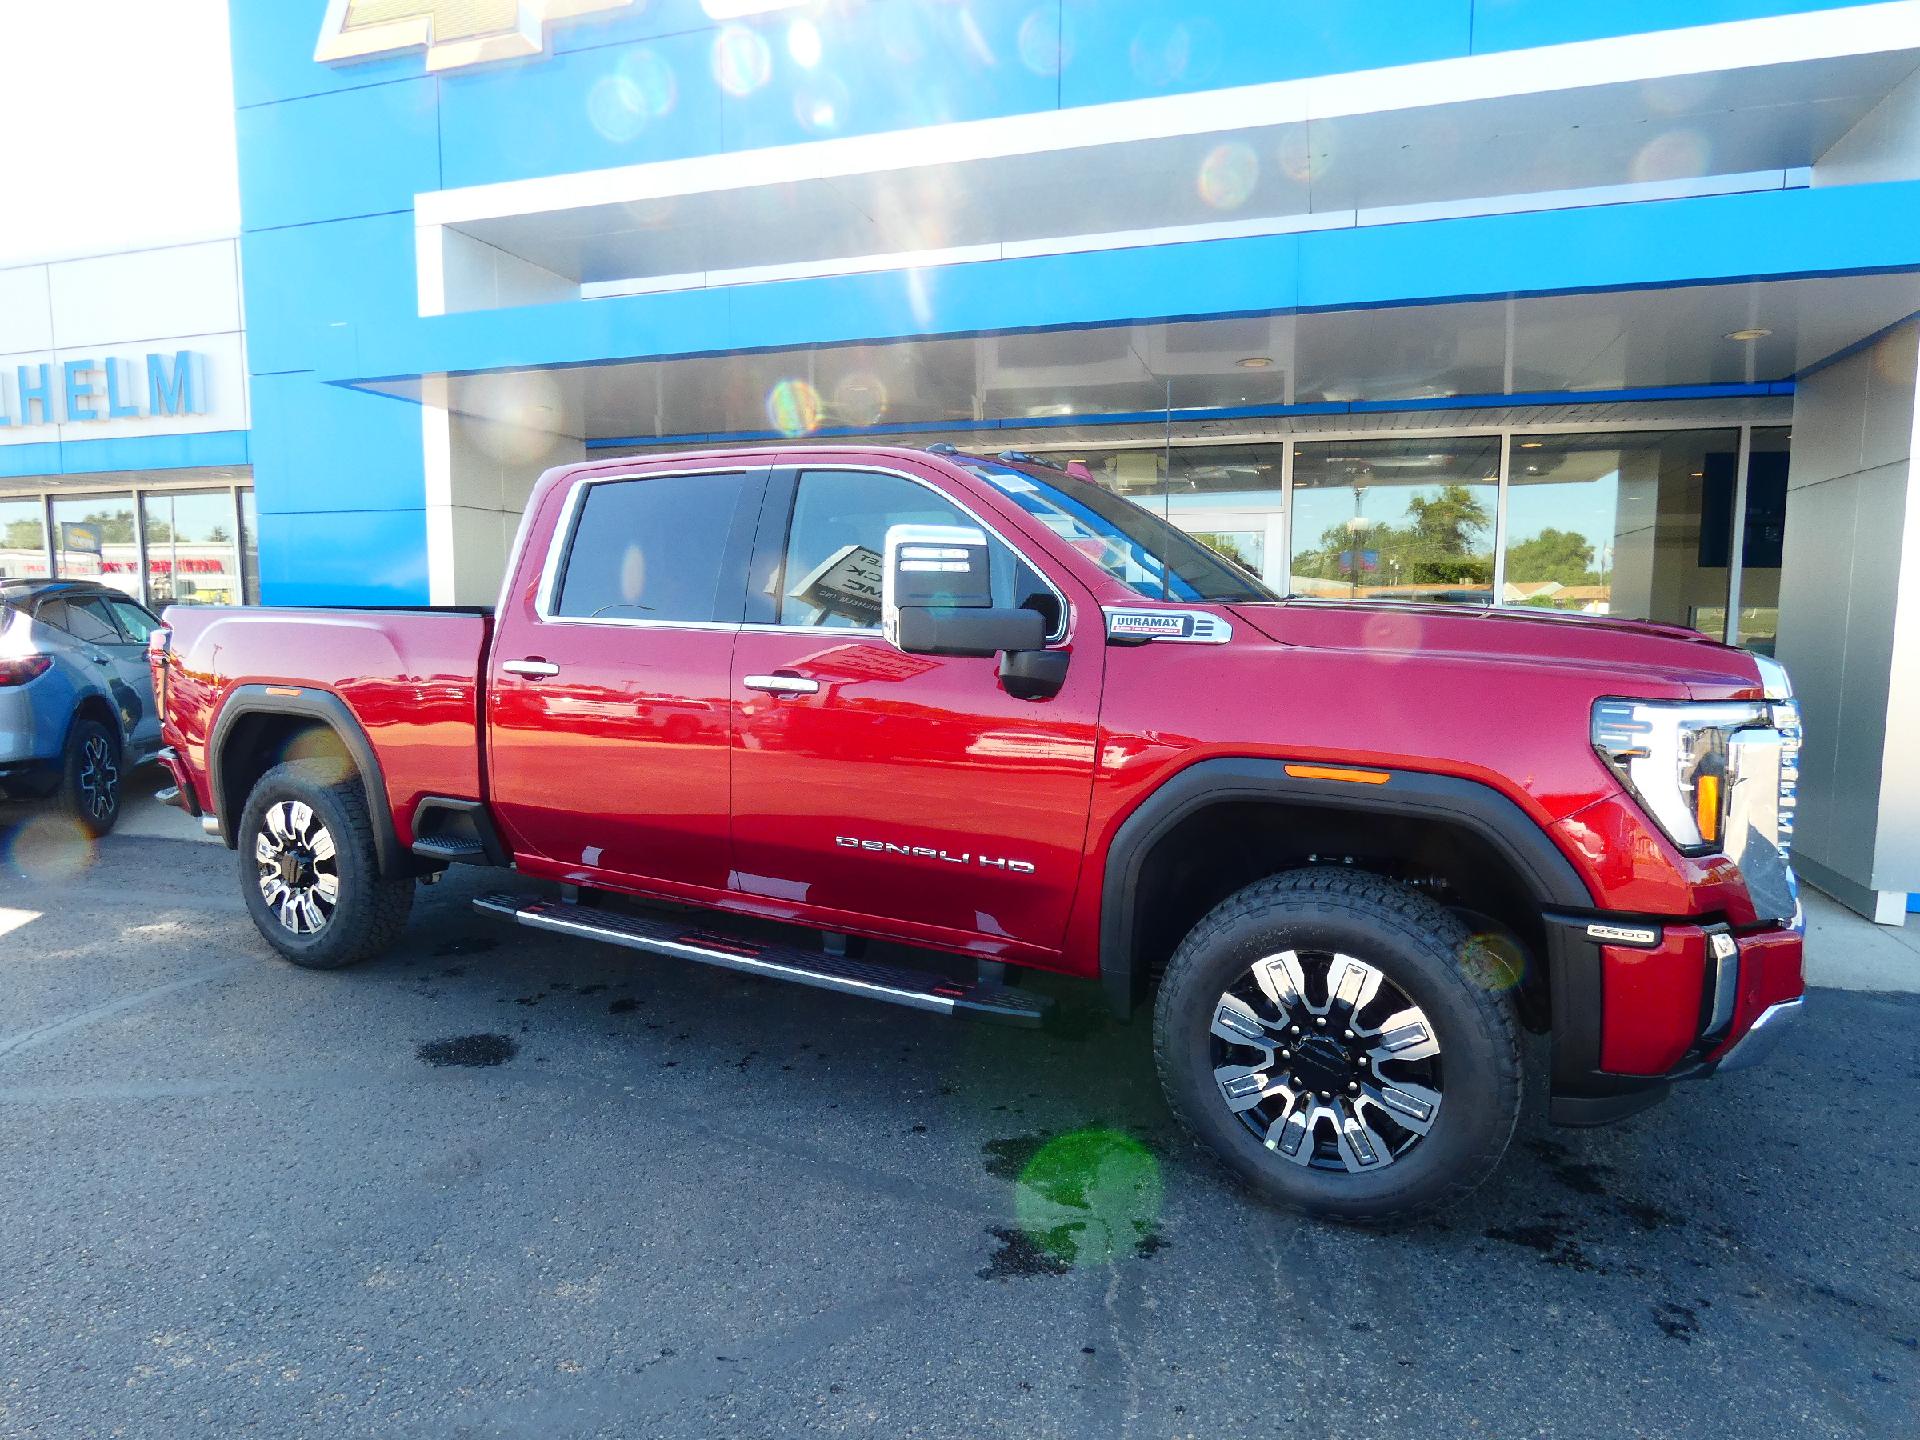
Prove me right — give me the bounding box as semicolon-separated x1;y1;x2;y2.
1226;600;1766;701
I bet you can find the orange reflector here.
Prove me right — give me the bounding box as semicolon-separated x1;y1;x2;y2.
1285;764;1391;785
264;685;304;698
1695;772;1722;844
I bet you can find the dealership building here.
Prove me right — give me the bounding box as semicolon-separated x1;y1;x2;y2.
17;0;1920;922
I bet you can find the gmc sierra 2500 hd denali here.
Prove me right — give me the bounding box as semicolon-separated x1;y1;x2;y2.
151;445;1806;1221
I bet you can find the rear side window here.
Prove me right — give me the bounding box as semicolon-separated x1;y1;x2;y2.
35;596;120;644
553;472;749;623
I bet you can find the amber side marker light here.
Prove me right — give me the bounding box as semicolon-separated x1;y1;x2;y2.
1695;772;1723;845
264;685;304;698
1285;764;1391;785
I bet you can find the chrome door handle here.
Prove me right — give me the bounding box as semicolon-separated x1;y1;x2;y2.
743;673;819;695
502;659;560;678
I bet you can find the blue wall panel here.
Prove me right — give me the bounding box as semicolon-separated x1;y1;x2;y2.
231;0;423;109
1469;0;1871;53
1060;0;1471;107
249;372;424;518
438;29;723;189
256;506;430;606
243;214;419;377
236;76;440;231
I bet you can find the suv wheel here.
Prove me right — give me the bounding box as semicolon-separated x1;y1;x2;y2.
1154;867;1522;1223
238;760;414;970
58;718;122;837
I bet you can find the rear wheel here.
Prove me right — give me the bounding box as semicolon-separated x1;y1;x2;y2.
238;760;413;969
57;718;121;837
1154;867;1521;1223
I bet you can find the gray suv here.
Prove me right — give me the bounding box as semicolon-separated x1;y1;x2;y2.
0;580;164;835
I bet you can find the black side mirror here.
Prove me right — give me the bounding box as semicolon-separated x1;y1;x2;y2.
884;524;1038;658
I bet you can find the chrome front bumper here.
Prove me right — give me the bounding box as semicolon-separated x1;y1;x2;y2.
1715;996;1805;1073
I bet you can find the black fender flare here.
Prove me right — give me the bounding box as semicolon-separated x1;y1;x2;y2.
207;685;404;877
1097;757;1595;1019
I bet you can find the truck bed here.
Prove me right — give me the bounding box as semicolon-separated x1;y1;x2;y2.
158;605;493;843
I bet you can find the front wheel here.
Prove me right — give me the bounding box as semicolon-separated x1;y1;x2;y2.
58;718;122;837
1153;867;1522;1223
238;760;413;969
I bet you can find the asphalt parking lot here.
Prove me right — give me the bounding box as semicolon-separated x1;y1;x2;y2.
1;783;1916;1439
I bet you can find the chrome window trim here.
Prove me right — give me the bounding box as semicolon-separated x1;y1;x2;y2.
533;465;764;631
759;462;1072;645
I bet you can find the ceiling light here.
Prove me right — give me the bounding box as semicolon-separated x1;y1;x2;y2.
1518;440;1543;449
1236;356;1273;368
1725;328;1772;342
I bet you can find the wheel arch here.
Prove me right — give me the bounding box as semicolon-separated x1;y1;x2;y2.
208;686;403;877
1098;758;1595;1021
67;692;122;748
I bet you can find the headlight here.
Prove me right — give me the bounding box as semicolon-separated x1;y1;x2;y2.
1592;699;1770;853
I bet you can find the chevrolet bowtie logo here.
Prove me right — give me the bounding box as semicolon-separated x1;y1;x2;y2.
314;0;636;73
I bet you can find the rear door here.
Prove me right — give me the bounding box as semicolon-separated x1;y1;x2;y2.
34;593;158;750
485;464;766;896
727;462;1103;957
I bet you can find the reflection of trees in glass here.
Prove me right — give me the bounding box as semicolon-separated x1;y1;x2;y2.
4;519;43;548
67;509;137;544
1505;527;1600;586
1294;484;1493;588
1191;532;1257;572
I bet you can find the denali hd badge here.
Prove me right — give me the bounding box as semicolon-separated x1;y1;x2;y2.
835;836;1035;875
1103;607;1234;645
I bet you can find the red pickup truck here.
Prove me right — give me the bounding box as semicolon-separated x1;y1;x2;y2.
151;445;1805;1220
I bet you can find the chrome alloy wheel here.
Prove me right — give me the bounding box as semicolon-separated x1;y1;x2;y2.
254;801;340;935
78;734;118;819
1210;950;1443;1173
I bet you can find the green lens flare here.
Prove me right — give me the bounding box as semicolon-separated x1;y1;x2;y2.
1012;1129;1163;1267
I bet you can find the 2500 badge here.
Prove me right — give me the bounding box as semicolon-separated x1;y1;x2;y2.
834;836;1036;875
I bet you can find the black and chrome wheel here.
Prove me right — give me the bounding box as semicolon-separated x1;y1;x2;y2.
1211;949;1442;1173
238;760;414;970
254;799;340;935
1155;867;1522;1223
58;718;122;837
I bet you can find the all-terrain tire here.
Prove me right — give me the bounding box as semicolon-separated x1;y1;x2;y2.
57;717;122;838
238;759;413;970
1154;866;1522;1224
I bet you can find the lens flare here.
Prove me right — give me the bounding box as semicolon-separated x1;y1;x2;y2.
3;814;98;885
786;17;822;69
792;73;850;134
1011;1130;1163;1267
832;371;889;428
620;48;678;118
1464;933;1527;993
766;378;822;437
711;24;773;97
1630;129;1710;184
587;50;676;142
1197;141;1258;210
1130;20;1191;87
1017;7;1064;76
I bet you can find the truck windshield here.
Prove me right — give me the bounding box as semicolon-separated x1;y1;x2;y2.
964;460;1276;604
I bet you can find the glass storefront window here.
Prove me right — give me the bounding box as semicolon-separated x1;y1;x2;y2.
144;490;243;607
1733;427;1789;653
238;489;260;604
1504;430;1737;635
1291;437;1499;604
0;497;49;581
52;494;141;600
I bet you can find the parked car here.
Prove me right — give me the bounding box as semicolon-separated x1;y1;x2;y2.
0;579;164;835
151;445;1805;1221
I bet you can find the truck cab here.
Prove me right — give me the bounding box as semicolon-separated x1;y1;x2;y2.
152;444;1806;1222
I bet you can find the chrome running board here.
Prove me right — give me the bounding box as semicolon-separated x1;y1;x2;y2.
472;892;1050;1026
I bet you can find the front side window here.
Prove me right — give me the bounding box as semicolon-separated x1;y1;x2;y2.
775;468;1058;632
107;599;161;644
553;471;750;623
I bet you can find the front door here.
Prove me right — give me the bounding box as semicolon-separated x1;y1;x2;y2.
486;464;763;897
729;464;1103;959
